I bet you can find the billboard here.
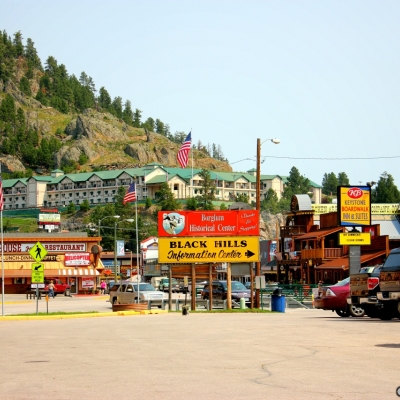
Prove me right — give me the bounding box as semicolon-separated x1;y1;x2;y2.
158;210;259;237
337;186;371;227
158;236;260;263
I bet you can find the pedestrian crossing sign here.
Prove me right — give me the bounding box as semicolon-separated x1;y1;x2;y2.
29;242;48;262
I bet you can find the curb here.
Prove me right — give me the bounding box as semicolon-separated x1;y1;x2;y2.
0;309;169;321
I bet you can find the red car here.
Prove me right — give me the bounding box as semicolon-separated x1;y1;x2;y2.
314;277;365;317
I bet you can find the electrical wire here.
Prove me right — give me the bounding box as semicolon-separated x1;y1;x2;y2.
230;155;400;164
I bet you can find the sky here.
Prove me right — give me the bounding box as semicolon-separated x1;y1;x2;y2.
2;0;400;187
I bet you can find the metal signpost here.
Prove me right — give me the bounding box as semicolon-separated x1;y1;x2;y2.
29;242;48;315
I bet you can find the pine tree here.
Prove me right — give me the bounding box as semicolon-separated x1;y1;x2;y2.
197;169;216;210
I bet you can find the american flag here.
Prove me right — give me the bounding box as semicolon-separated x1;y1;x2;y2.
123;183;136;204
177;131;191;168
0;173;3;212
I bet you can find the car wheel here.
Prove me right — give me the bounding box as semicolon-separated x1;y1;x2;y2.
112;297;118;305
64;288;71;296
350;305;365;317
335;308;350;317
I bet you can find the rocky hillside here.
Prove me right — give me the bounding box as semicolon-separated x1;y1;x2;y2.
0;75;232;175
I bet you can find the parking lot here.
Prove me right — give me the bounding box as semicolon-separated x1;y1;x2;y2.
0;295;399;399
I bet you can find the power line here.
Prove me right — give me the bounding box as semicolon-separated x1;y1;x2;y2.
230;155;400;164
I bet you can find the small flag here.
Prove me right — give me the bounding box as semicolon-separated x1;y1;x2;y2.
177;131;192;168
0;173;3;212
123;183;136;204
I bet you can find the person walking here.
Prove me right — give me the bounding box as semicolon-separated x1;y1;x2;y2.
48;280;55;298
100;280;107;295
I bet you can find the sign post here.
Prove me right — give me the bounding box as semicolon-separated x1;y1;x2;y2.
29;242;47;315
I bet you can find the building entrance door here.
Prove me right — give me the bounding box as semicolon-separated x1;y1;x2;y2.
68;278;78;294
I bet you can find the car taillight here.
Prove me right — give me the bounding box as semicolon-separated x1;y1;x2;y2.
325;288;336;297
367;277;379;290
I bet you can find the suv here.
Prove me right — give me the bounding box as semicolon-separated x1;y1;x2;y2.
349;265;382;318
109;281;165;306
201;280;253;306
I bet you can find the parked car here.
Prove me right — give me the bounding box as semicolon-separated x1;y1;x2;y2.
109;281;166;306
201;280;253;306
158;278;180;293
314;277;365;317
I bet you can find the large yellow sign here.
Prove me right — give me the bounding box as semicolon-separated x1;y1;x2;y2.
338;186;371;227
158;236;260;263
339;232;371;246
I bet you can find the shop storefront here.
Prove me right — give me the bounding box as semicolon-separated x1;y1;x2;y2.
0;233;103;294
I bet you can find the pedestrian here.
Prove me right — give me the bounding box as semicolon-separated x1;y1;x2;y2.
48;280;55;298
100;280;107;295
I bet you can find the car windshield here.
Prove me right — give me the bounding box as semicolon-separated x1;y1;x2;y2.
231;281;247;291
333;277;350;286
132;283;156;291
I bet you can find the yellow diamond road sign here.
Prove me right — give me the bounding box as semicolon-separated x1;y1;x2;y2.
29;242;48;262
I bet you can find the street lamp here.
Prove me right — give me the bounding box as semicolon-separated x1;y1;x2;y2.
98;215;120;284
255;138;280;308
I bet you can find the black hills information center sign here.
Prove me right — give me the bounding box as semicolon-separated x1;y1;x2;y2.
158;236;259;263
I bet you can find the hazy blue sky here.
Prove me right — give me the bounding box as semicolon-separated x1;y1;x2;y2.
2;1;400;187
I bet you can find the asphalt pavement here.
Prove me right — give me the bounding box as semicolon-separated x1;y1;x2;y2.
0;295;399;399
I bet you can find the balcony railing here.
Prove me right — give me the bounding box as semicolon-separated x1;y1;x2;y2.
300;248;343;260
280;225;308;237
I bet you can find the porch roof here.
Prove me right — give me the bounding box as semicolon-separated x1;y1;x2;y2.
294;226;344;240
314;250;386;270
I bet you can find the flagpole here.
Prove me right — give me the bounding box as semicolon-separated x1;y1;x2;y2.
135;196;140;303
1;163;4;316
191;128;193;197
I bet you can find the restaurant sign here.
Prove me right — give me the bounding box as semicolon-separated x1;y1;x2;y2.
64;253;91;266
0;242;87;253
158;210;259;237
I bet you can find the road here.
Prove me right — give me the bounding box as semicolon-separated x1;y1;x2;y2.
0;296;399;399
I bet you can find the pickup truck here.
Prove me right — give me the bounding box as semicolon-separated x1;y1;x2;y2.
43;278;71;296
349;265;382;318
375;247;400;320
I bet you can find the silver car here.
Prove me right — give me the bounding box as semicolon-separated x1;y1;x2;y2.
109;282;166;306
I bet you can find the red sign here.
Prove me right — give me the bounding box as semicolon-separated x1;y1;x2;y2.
64;253;91;266
158;210;259;237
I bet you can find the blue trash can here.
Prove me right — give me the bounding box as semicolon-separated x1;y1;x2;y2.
271;294;286;312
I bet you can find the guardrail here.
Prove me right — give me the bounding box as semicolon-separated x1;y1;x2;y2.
261;284;317;302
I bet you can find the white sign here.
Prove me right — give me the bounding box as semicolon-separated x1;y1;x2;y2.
82;278;94;288
64;253;91;266
39;214;61;223
31;283;45;289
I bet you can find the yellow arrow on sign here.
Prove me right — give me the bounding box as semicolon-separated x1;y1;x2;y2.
158;236;260;263
29;242;48;262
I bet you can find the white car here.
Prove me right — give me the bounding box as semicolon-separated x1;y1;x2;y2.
109;282;166;306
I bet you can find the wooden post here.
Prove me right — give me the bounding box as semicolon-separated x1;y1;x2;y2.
208;264;213;311
227;263;232;309
191;264;196;311
168;266;172;311
250;262;254;308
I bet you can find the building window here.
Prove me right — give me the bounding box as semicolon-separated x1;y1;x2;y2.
174;184;179;190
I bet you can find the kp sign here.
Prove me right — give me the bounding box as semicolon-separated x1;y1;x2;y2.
337;186;371;227
158;210;259;237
